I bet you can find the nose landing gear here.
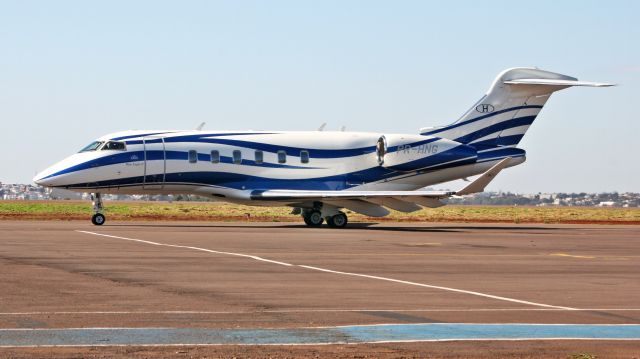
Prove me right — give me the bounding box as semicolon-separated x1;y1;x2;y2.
90;193;106;225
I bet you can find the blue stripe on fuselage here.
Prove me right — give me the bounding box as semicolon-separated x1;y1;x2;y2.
421;105;543;136
454;116;536;145
111;131;276;141
53;147;490;191
127;135;441;159
126;135;377;158
42;150;318;179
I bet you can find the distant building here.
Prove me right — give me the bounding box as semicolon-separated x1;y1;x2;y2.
598;201;616;207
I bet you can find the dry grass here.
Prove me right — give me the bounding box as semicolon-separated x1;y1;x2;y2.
1;200;639;224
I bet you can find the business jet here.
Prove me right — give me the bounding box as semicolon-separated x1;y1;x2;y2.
33;68;612;227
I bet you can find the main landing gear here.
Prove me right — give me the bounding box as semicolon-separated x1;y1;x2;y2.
91;193;106;225
326;212;348;228
302;209;348;228
302;209;324;227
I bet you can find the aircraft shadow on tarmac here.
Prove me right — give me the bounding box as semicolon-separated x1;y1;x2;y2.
106;222;563;233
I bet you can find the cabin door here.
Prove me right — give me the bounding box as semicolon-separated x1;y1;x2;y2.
142;136;166;190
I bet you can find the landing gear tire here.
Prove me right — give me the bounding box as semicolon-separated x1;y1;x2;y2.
91;213;106;226
327;212;348;228
303;210;324;227
91;193;105;225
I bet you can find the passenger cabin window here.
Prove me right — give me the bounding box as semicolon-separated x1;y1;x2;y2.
79;141;104;153
233;150;242;164
188;150;198;163
210;150;220;164
254;150;263;164
101;141;126;151
277;150;286;164
300;150;309;164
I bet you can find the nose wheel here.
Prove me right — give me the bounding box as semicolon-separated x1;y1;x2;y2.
91;193;106;225
91;213;105;225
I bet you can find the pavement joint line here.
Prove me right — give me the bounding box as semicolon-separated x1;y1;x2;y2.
2;339;640;349
75;230;578;311
5;308;640;315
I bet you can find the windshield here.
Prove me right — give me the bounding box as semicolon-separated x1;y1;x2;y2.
101;141;126;151
79;141;104;153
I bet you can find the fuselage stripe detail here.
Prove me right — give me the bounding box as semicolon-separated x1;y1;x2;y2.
421;105;543;136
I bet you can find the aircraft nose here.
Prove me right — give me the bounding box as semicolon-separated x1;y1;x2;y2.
33;171;54;187
33;163;69;187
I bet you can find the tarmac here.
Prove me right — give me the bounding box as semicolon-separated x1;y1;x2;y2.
1;220;639;357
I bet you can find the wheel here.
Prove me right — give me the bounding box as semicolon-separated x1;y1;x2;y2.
327;212;348;228
91;213;106;226
303;210;324;227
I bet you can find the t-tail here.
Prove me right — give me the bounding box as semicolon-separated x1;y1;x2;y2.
420;67;613;150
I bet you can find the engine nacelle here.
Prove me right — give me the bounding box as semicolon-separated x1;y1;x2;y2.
376;134;477;172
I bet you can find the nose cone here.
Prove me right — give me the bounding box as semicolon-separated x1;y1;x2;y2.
33;154;88;188
33;172;44;186
33;168;59;187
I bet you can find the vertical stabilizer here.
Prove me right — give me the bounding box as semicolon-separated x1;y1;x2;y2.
420;68;613;150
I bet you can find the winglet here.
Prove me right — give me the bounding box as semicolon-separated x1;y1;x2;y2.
456;157;511;196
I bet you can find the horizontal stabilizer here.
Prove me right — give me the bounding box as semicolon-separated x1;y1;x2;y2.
456;157;511;196
504;78;615;87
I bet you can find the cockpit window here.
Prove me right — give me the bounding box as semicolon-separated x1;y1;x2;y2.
79;141;104;152
101;141;127;151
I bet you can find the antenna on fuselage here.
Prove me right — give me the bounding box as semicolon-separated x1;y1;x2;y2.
317;123;326;131
196;122;206;131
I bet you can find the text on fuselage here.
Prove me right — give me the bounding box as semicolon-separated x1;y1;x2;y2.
397;144;439;154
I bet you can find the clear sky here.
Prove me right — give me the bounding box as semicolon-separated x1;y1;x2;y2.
1;0;638;192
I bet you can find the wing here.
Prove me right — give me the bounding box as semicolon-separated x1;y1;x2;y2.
250;158;511;217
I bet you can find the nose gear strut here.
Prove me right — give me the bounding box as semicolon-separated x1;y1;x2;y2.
91;193;105;225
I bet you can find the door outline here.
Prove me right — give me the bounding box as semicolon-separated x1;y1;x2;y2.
142;136;166;190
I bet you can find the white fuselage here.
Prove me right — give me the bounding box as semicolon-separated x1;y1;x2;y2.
33;129;524;206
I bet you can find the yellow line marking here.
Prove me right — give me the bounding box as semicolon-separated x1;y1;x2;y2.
549;253;595;259
402;242;442;247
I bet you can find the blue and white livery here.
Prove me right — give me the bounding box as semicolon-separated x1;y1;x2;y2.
34;68;612;227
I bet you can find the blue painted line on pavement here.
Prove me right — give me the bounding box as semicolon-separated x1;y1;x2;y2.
1;324;640;346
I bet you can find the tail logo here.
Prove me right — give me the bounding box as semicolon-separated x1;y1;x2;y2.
475;104;495;113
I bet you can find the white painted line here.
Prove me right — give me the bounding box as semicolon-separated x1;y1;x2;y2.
1;308;639;316
75;230;293;267
299;265;577;310
75;230;577;311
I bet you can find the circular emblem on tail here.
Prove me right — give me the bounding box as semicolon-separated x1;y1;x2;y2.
475;104;495;113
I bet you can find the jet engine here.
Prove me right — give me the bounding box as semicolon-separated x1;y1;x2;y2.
376;134;477;172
